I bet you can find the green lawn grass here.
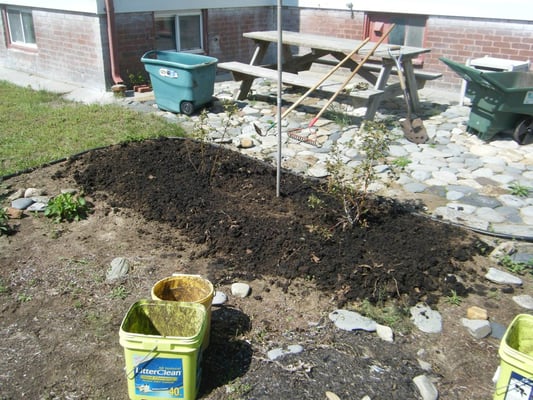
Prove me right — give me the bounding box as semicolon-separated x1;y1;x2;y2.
0;81;185;177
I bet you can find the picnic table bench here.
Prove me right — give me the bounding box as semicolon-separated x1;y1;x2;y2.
218;61;385;119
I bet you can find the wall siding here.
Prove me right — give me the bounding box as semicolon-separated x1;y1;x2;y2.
425;17;533;90
114;12;154;83
283;7;365;38
0;9;107;89
207;7;276;63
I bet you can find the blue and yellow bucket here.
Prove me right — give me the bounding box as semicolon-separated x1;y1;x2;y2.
493;314;533;399
119;300;206;400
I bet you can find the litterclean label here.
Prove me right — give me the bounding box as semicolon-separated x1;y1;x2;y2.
133;357;185;398
504;371;533;400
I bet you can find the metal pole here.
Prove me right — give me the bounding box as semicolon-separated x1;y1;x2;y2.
276;0;282;197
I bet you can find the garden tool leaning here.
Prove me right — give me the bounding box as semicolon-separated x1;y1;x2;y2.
389;49;428;144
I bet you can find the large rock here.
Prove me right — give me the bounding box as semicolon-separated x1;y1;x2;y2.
466;306;488;320
328;309;377;332
413;374;438;400
513;294;533;310
11;197;34;210
376;323;394;342
462;318;492;339
410;303;442;333
231;282;250;298
106;257;130;282
489;242;516;262
485;268;523;286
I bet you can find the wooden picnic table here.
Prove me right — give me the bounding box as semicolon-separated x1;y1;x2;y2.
218;30;441;119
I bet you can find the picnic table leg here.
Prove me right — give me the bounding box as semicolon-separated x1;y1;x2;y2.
364;96;381;120
250;42;270;65
402;61;421;112
374;62;394;91
358;62;393;119
236;80;254;100
236;42;272;100
282;44;293;65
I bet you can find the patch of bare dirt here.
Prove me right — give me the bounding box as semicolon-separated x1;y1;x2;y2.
1;138;530;400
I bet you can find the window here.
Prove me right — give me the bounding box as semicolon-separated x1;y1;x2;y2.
154;11;204;53
6;8;36;47
364;13;427;64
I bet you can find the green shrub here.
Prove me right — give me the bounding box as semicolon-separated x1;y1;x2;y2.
509;182;531;197
325;120;398;227
0;208;12;235
45;193;90;223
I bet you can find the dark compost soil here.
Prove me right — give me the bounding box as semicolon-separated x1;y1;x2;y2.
70;138;482;306
2;137;519;400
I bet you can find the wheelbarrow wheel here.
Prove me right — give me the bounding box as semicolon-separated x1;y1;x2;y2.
513;117;533;145
180;101;195;116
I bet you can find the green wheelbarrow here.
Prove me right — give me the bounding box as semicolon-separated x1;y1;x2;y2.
440;57;533;144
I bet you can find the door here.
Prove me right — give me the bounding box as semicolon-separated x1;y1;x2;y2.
364;13;427;65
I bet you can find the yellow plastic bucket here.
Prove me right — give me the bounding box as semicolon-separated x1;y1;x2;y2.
119;300;206;400
151;275;214;349
493;314;533;399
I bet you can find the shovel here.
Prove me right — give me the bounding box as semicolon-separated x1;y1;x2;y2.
254;37;371;136
389;49;428;144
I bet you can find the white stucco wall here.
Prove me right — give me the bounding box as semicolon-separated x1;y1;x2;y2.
285;0;533;21
112;0;273;13
1;0;273;14
2;0;99;13
3;0;532;21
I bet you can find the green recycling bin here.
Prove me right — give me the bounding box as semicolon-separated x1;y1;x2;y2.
440;57;533;144
141;51;218;115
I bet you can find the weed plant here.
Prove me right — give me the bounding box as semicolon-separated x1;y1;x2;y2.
45;193;90;223
0;207;12;235
17;292;32;302
127;71;148;88
307;194;325;210
508;182;531;197
499;254;533;275
109;285;130;300
187;100;239;180
0;278;9;294
392;156;411;169
324;102;352;128
358;299;412;334
445;290;462;306
325;120;399;227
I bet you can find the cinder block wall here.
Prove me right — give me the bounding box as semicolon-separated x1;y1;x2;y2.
207;7;276;63
425;17;533;90
0;9;108;90
114;12;154;85
283;7;365;38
